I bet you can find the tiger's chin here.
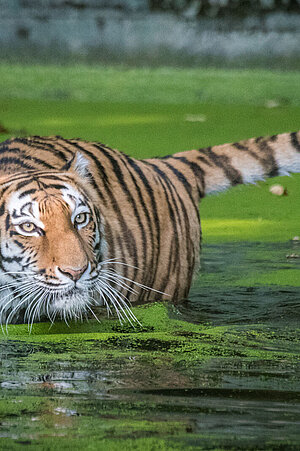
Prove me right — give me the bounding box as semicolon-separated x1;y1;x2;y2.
0;287;104;327
48;288;104;320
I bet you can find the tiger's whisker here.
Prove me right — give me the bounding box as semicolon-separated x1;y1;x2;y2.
95;281;138;326
85;303;101;324
96;283;124;323
99;271;138;296
0;282;37;322
99;259;140;271
5;288;37;330
103;269;169;296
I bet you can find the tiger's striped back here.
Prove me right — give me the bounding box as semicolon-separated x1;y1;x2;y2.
0;132;299;324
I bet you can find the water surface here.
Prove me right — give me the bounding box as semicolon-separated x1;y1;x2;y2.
0;242;299;450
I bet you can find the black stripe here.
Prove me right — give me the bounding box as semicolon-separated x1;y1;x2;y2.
93;146;144;288
197;155;213;167
185;236;195;297
12;137;70;162
45;183;68;190
61;154;76;171
25;155;56;170
144;161;183;292
115;235;128;279
0;202;5;216
18;188;36;199
20;202;33;216
0;147;56;170
255;136;264;143
0;171;63;187
22;259;38;269
65;140;137;281
232;142;250;151
170;156;205;197
9;231;21;237
160;160;200;221
197;149;213;166
160;154;172;159
35;174;70;182
101;223;118;273
85;170;105;205
0;257;7;273
38;280;63;287
0;186;10;197
5;214;10;232
231;140;281;180
0;147;20;155
158;175;181;291
1;255;23;264
205;148;244;186
162;161;198;276
166;239;175;285
0;157;35;171
52;139;75;157
232;141;265;162
161;164;196;285
118;154;157;296
15;179;34;191
144;162;179;288
13;240;25;249
290;132;300;152
125;158;161;298
255;139;279;177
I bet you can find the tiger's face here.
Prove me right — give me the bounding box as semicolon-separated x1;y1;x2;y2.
0;157;106;326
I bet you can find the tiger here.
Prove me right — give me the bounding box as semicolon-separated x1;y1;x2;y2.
0;132;299;327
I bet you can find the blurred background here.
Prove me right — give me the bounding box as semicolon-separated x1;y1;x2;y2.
1;0;300;68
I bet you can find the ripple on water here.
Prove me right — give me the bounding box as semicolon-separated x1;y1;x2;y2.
0;242;299;449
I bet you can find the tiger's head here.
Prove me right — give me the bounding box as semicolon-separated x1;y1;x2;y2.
0;153;112;327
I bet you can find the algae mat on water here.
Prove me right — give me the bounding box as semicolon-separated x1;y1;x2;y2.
1;244;300;450
1;301;300;450
0;65;300;449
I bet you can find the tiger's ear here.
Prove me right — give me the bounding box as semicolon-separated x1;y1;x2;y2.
61;152;90;178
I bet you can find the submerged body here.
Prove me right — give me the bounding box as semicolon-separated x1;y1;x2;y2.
0;133;299;325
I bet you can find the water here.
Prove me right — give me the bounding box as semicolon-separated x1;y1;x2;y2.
0;242;299;450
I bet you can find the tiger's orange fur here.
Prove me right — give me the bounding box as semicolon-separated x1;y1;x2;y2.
0;132;299;324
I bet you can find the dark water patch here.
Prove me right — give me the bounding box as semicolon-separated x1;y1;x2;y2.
133;387;300;402
0;242;299;448
177;242;300;327
177;286;300;326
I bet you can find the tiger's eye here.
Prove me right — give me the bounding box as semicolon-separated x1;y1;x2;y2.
75;213;88;225
20;222;36;233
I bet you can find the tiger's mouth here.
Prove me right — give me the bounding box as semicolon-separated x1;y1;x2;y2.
0;264;141;329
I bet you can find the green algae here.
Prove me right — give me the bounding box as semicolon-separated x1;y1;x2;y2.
2;303;299;368
0;65;300;449
239;269;300;287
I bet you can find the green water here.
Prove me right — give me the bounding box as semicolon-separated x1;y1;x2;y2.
1;242;299;450
0;64;300;449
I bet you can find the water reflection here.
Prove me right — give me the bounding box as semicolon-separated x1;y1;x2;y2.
0;242;299;449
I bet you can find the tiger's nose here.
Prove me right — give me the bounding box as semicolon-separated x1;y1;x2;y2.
58;264;88;282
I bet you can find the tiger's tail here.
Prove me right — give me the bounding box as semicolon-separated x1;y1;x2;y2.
164;132;300;199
